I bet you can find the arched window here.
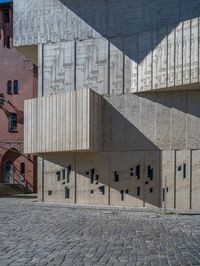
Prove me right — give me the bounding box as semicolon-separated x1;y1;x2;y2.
7;80;12;95
14;80;19;94
8;113;17;132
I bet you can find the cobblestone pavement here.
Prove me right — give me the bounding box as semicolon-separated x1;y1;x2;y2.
0;198;200;266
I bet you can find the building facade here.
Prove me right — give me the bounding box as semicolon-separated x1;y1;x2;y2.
0;0;37;192
13;0;200;209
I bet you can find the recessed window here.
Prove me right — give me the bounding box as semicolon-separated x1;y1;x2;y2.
149;188;153;193
125;189;129;194
114;171;119;182
148;165;154;180
183;163;186;178
90;168;95;184
65;187;70;199
136;165;140;179
120;190;124;201
67;165;71;183
8;113;17;132
62;169;65;180
137;187;140;196
90;190;94;194
20;162;25;175
14;80;19;94
99;186;105;195
56;171;61;181
6;36;11;49
3;9;10;23
7;80;12;95
48;190;52;196
178;165;182;171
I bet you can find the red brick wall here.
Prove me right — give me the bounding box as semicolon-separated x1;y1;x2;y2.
0;4;38;192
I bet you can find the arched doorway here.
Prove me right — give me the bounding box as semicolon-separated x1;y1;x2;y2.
3;160;14;184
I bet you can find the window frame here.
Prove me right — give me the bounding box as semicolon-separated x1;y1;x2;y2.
8;113;17;132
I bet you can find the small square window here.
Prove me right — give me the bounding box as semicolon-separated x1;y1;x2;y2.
90;190;94;194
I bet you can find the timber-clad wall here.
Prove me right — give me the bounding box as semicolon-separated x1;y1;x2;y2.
24;89;101;154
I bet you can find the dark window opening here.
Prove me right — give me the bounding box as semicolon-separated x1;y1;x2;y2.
62;182;65;185
20;162;25;175
7;80;12;95
125;189;129;194
62;169;65;180
48;190;52;196
90;190;94;194
137;187;140;196
114;171;119;182
149;188;153;193
120;190;124;201
148;165;153;180
8;113;17;132
90;168;95;184
183;163;186;178
178;165;182;171
14;80;19;94
162;187;169;202
136;165;140;179
67;165;71;183
65;187;70;199
95;175;99;181
56;171;61;181
162;188;165;202
130;168;134;176
6;36;11;48
3;9;10;23
98;186;105;195
86;171;89;175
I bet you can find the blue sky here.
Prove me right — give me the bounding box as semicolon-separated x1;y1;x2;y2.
0;0;12;3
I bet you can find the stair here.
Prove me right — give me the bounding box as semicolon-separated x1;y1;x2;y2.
0;183;23;197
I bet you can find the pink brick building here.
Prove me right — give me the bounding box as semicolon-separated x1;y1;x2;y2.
0;1;37;192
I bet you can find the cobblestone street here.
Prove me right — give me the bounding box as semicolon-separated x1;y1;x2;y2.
0;198;200;266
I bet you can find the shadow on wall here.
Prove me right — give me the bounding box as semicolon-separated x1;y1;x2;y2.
59;0;200;63
41;96;161;207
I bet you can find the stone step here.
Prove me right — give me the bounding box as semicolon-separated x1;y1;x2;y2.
0;184;23;197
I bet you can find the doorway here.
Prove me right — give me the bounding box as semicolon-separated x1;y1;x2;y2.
3;160;14;184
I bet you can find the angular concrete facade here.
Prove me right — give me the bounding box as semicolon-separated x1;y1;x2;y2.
14;0;200;209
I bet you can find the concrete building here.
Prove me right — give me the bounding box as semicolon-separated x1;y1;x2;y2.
0;0;37;192
13;0;200;209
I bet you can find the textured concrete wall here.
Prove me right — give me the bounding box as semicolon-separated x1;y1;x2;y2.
41;150;161;208
14;0;200;93
13;0;200;209
24;89;101;153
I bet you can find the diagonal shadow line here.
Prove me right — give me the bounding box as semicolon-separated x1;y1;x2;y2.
59;0;200;64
